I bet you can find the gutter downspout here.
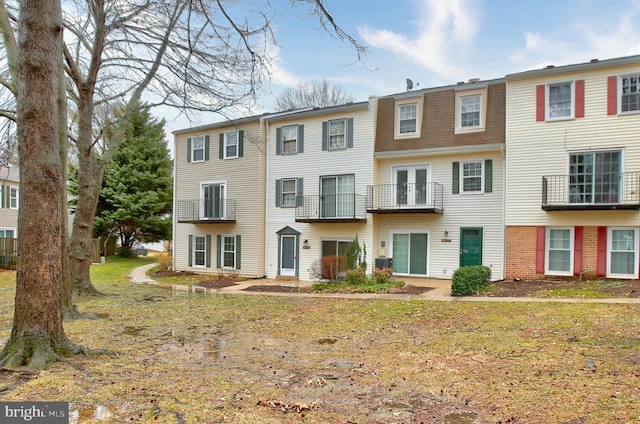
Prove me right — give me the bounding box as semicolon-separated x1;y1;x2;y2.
263;118;270;278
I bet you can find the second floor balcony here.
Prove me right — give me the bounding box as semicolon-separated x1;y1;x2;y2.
542;172;640;211
176;199;236;223
366;183;444;214
295;194;367;223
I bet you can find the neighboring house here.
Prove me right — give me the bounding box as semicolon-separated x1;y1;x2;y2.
0;166;19;239
172;116;266;277
505;55;640;280
370;78;506;280
263;99;377;280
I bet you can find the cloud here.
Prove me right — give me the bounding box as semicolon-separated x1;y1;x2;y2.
267;45;302;88
358;0;479;77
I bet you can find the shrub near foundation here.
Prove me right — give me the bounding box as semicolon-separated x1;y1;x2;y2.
452;265;491;296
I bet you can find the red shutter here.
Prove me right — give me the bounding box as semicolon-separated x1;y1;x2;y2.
536;85;545;122
597;226;607;276
575;80;585;118
573;226;583;275
536;226;546;274
607;76;617;115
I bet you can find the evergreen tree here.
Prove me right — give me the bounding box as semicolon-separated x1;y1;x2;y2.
96;104;172;250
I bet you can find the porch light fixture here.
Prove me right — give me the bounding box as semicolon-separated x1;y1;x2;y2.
444;231;449;237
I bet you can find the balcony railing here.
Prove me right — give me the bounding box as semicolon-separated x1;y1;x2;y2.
295;194;367;222
366;183;444;214
542;172;640;210
176;199;236;223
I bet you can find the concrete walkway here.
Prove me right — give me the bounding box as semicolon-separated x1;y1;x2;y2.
126;263;640;304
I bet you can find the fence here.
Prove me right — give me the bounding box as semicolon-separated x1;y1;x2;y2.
91;236;117;263
0;238;17;269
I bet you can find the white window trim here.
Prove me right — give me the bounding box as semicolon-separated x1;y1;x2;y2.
607;227;639;279
619;73;640;115
0;227;16;238
191;135;205;163
9;186;18;210
545;227;574;276
281;178;297;208
454;87;487;134
223;131;238;159
546;81;575;121
388;229;431;276
192;235;207;268
281;124;298;155
200;180;227;220
460;160;484;194
328;119;347;151
222;234;237;270
394;97;423;139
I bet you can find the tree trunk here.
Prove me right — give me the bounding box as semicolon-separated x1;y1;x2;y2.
0;0;82;370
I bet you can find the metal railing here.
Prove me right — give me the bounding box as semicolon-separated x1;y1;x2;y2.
295;193;367;221
366;182;444;212
176;199;236;222
542;172;640;208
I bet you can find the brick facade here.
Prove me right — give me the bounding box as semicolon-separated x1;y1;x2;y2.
375;83;506;152
506;225;606;281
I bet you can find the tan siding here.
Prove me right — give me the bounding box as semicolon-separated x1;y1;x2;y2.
173;121;265;277
506;61;640;227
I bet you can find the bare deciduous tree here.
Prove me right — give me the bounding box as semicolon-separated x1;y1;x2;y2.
275;79;355;111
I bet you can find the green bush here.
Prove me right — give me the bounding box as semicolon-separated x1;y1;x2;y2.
451;265;491;296
345;267;368;285
116;246;138;258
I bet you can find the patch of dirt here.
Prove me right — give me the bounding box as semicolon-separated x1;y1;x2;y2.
477;278;640;297
241;284;433;295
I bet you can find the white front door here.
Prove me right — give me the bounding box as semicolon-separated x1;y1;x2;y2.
280;235;297;276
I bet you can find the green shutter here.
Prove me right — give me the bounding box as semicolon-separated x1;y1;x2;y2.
322;121;328;151
188;235;193;266
206;235;212;268
298;125;304;153
484;159;493;193
187;138;192;163
296;178;304;207
216;235;221;268
219;133;224;159
238;130;244;157
276;127;282;155
452;162;460;194
204;135;210;161
236;235;241;270
275;179;282;207
347;118;354;148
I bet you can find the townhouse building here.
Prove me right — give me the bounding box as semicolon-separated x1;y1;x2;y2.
505;55;640;280
172;116;266;278
0;166;19;239
369;79;506;280
263;99;377;280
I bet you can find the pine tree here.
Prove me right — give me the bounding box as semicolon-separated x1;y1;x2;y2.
96;104;173;252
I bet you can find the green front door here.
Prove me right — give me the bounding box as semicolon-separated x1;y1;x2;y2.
460;228;483;267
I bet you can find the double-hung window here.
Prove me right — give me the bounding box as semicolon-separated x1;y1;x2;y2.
608;227;638;278
398;104;417;134
9;187;18;209
223;131;238;159
328;119;346;150
548;82;573;119
222;236;236;269
192;235;207;267
460;95;481;128
282;125;298;154
546;228;573;275
621;74;640;113
569;150;621;204
461;161;483;193
191;135;205;162
281;179;297;207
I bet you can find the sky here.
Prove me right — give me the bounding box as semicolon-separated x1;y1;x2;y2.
160;0;640;138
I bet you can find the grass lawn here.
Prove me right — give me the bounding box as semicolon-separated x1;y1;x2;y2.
1;258;639;423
